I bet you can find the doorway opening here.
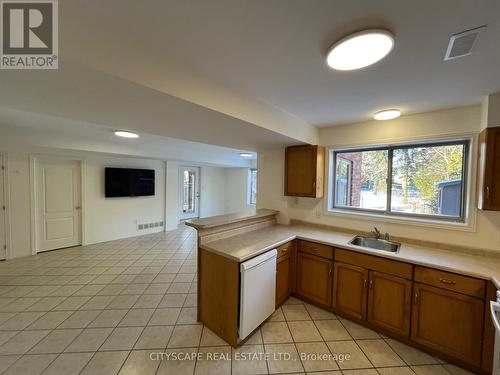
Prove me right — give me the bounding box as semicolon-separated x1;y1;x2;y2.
32;156;83;253
180;166;200;220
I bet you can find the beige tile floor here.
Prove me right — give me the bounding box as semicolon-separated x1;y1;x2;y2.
0;225;475;375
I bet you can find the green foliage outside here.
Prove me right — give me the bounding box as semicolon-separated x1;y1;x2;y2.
360;145;464;214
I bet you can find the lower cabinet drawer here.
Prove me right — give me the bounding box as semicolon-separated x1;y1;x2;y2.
297;240;333;259
277;241;294;260
335;248;412;279
414;266;485;298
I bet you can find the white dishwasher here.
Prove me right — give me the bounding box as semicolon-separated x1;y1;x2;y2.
239;249;277;340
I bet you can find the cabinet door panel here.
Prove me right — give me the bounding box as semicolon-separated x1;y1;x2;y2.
479;127;500;210
276;255;291;307
411;283;484;366
285;145;324;197
367;271;411;336
333;262;368;320
296;252;332;306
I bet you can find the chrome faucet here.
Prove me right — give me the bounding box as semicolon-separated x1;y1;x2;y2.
371;227;381;239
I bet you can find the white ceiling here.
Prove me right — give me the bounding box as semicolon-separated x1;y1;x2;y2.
62;0;500;127
0;108;255;167
1;0;499;154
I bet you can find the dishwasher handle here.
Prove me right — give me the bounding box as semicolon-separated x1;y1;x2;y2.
240;249;277;271
491;300;500;332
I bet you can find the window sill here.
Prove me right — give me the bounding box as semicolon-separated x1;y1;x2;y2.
324;208;476;233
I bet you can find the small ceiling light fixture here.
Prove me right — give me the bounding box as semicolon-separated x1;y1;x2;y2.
374;109;401;121
327;29;394;71
114;130;139;138
239;152;253;158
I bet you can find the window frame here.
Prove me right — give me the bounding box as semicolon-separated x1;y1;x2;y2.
335;157;353;206
328;139;471;223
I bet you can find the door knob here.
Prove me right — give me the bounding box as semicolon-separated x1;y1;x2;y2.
75;206;81;210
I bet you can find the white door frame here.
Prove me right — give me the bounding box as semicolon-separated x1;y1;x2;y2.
179;166;200;220
0;152;11;260
30;155;86;255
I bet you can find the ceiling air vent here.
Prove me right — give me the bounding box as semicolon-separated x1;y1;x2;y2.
444;25;486;61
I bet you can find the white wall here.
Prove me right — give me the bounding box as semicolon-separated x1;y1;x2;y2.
164;164;252;230
3;148;253;259
165;160;180;231
258;105;500;252
1;146;166;259
200;166;226;217
225;168;252;214
84;156;165;244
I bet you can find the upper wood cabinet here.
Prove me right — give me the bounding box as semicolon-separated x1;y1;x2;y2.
478;126;500;210
411;283;484;366
285;145;325;198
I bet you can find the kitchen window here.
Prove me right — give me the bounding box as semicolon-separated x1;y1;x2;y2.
329;140;470;222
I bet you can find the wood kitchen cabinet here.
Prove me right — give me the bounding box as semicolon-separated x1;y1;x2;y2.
332;263;412;336
332;262;368;320
285;145;325;198
276;241;295;307
296;251;332;306
333;249;413;336
367;271;412;336
411;283;484;366
478;126;500;210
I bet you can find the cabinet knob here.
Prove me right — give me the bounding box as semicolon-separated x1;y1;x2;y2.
369;279;373;289
363;279;367;289
486;186;491;201
414;292;419;305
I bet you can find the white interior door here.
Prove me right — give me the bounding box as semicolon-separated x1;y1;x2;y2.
36;158;82;252
0;155;6;260
180;166;200;220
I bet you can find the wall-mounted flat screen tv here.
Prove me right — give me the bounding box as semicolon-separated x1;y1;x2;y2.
105;167;155;198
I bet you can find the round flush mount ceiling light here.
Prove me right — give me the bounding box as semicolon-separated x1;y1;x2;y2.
326;29;394;71
239;152;254;158
114;130;139;138
374;109;401;121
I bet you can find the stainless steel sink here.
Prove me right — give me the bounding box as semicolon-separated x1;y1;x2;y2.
349;235;401;253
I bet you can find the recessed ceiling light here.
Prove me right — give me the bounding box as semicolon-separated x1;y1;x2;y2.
239;153;253;158
327;29;394;71
114;130;139;138
374;109;401;121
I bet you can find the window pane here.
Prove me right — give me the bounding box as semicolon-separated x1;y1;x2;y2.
391;143;465;217
334;150;388;210
249;169;257;205
182;171;195;213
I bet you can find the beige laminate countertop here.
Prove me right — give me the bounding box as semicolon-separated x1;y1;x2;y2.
200;224;500;289
185;208;278;229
